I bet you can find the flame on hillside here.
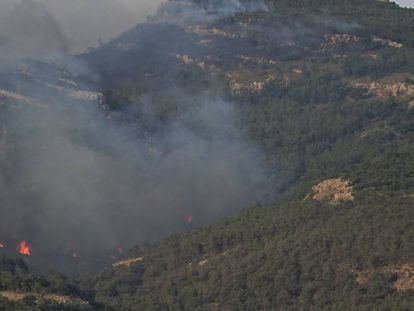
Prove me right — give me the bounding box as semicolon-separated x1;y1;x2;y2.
17;241;31;256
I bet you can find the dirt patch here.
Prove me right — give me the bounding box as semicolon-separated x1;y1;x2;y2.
0;89;46;108
112;257;144;268
0;292;26;302
226;71;277;95
372;36;403;48
321;34;360;50
175;54;219;73
352;264;414;293
308;178;354;205
0;291;88;305
384;264;414;293
351;76;414;104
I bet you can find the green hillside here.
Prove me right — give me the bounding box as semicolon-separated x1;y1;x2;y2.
79;0;414;309
88;193;414;310
0;0;413;310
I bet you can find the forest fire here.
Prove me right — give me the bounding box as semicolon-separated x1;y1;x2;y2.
0;242;5;248
17;241;31;256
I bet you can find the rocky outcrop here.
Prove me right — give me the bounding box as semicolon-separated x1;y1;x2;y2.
0;89;46;108
112;257;144;268
384;264;414;292
372;36;403;48
353;264;414;293
0;291;88;305
352;80;414;102
321;34;360;50
307;178;354;205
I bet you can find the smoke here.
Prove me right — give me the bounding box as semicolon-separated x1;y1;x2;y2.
0;64;267;264
0;0;68;61
0;0;165;54
0;0;270;272
154;0;268;25
0;0;270;55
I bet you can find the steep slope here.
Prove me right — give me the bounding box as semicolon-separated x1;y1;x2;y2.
81;0;414;196
78;0;414;309
88;188;414;310
0;256;96;310
0;0;413;309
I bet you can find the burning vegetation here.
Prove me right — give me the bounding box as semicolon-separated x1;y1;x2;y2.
16;241;31;256
0;0;413;309
0;240;32;256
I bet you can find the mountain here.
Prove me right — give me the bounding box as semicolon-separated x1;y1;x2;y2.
0;0;414;310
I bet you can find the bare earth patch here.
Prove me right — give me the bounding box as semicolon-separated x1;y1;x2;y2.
308;178;354;205
0;291;88;305
112;257;144;268
384;264;414;293
353;264;414;293
351;75;414;106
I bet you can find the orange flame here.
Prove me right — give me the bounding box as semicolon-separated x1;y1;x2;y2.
0;242;5;248
17;241;31;256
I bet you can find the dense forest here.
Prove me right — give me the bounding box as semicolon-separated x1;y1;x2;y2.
0;0;413;309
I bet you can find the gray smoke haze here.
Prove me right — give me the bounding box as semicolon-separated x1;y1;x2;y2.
154;0;268;24
0;0;270;55
0;0;271;270
0;0;165;53
0;0;68;60
0;67;267;261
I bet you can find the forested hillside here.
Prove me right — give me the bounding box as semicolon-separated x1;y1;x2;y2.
0;0;413;310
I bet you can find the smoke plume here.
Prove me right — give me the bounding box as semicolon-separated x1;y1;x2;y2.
154;0;268;25
0;0;271;272
0;82;267;261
